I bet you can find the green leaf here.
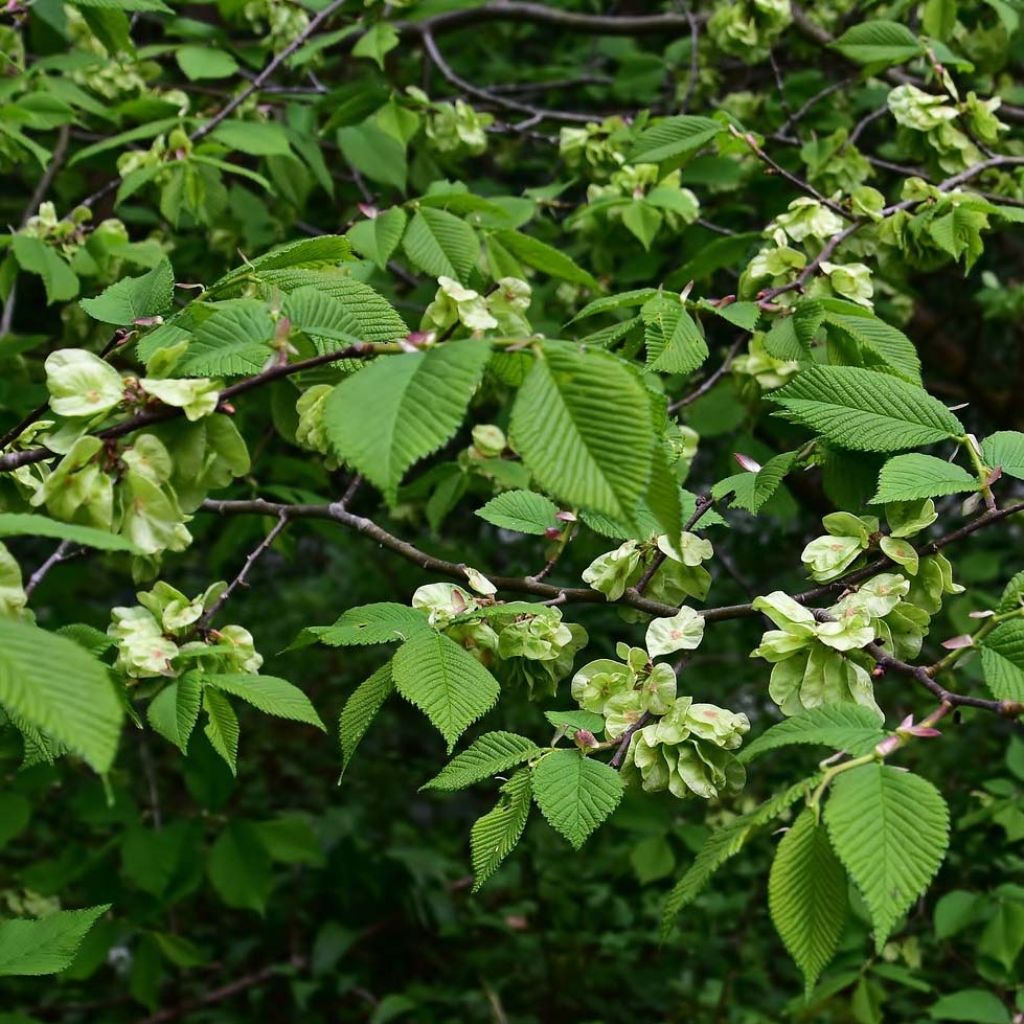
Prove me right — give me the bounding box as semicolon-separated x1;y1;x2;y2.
568;288;659;324
530;749;623;850
175;45;238;81
0;618;122;773
176;300;275;377
982;431;1024;480
818;304;922;383
470;767;532;891
207;821;272;914
202;687;239;775
622;201;662;250
392;631;500;752
0;906;110;976
11;236;78;304
980;621;1024;700
203;674;324;730
403;207;478;282
339;661;394;777
717;450;797;514
544;709;605;734
281;287;366;351
662;775;820;934
475;490;559;535
223;235;352;279
492;229;600;291
928;990;1011;1023
302;603;430;649
68;0;170;12
923;0;958;40
337;121;407;192
347;207;407;270
324;341;490;502
873;453;977;502
352;22;399;69
642;294;708;375
998;571;1024;615
825;764;949;951
0;513;138;552
422;731;540;791
509;341;654;521
146;674;202;754
628;115;723;164
832;20;924;65
254;813;323;866
740;705;886;764
0;792;30;850
769;808;848;994
79;259;173;326
210;120;292;157
770;366;965;452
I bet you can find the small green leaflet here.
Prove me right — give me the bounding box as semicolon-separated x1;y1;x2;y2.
340;661;394;777
351;22;399;69
713;451;797;515
11;236;78;304
470;768;532;891
770;366;965;453
873;453;977;502
832;20;924;65
298;603;430;649
207;821;272;914
544;709;605;735
628;115;723;164
661;775;820;935
176;300;275;377
641;294;708;376
825;764;949;951
568;288;659;324
403;207;478;282
209;235;352;292
203;674;324;730
203;687;239;775
769;808;848;994
281;286;366;351
0;513;139;552
175;44;238;81
997;571;1024;615
927;990;1012;1024
739;705;886;764
530;749;623;850
79;259;173;326
982;431;1024;480
0;905;110;976
146;674;202;753
0;617;123;773
491;229;600;291
347;207;407;270
510;341;653;522
475;490;559;535
980;621;1024;700
324;341;490;503
210;119;292;157
421;731;539;791
392;631;500;752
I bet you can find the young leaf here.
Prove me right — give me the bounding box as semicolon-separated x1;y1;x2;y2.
300;603;430;649
825;764;950;951
832;20;924;65
207;821;272;914
203;674;324;730
422;731;540;792
147;677;203;754
491;229;600;291
470;767;532;891
11;236;78;304
642;294;709;375
819;305;922;383
771;366;965;452
628;115;723;164
79;259;173;325
769;808;848;994
568;288;659;324
981;431;1024;480
202;687;239;775
210;119;292;157
176;300;275;377
980;622;1024;700
873;454;977;502
0;618;123;773
510;341;654;521
475;490;559;535
530;749;623;850
324;341;490;503
0;513;139;552
0;906;110;976
340;661;394;776
739;705;886;764
403;207;478;282
347;207;407;270
392;631;500;752
662;775;821;934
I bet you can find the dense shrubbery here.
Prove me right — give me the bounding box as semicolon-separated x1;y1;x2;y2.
1;0;1024;1020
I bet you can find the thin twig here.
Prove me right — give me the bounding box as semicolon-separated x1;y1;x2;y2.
669;336;744;412
24;540;77;598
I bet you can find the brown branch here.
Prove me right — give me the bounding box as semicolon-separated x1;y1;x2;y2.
610;712;651;768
